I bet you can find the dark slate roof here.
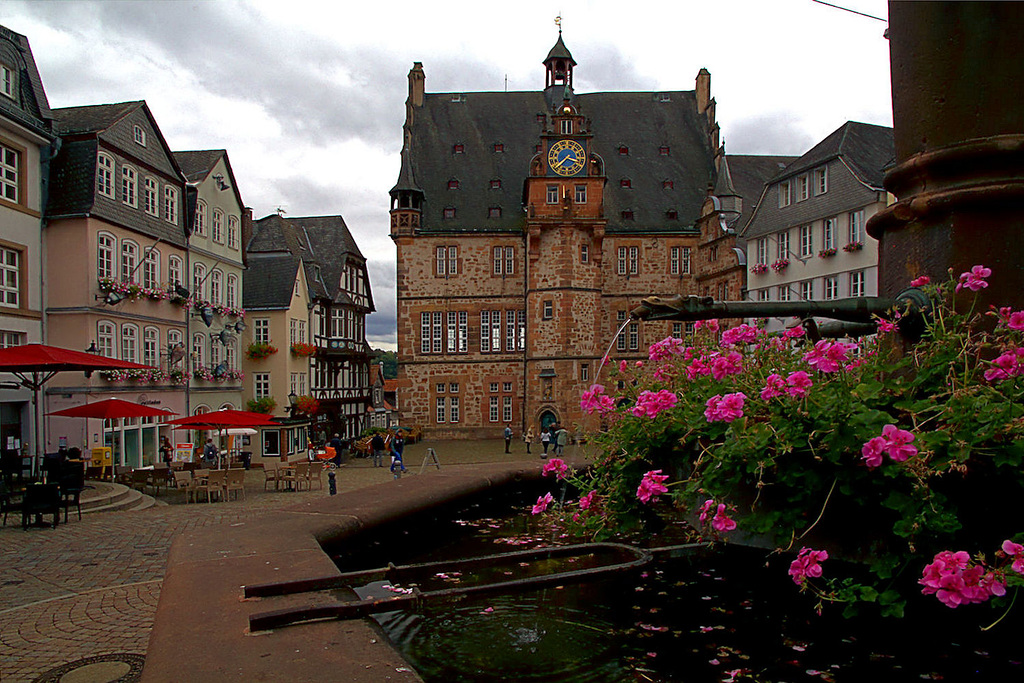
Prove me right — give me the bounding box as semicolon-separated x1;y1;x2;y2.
727;154;797;231
173;150;223;182
545;34;576;65
406;89;715;234
0;24;53;139
53;101;141;136
46;139;97;217
242;253;300;309
777;121;894;190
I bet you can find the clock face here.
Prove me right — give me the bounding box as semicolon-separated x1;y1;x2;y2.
547;139;586;177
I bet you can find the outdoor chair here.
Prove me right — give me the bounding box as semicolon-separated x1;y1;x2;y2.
306;461;324;491
223;468;245;501
59;462;86;522
200;469;227;503
262;462;280;491
279;464;299;491
114;466;133;486
293;462;311;491
130;469;150;492
148;465;171;495
21;483;60;529
171;471;193;501
0;480;22;526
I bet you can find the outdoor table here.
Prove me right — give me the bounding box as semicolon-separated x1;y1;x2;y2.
278;464;297;491
22;482;60;529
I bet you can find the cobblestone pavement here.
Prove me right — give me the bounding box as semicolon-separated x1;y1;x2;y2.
0;440;580;682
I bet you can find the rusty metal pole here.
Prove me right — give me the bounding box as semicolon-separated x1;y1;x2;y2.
867;2;1024;308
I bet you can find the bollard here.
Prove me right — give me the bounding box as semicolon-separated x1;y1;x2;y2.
328;470;336;495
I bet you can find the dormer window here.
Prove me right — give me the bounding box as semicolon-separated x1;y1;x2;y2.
666;209;678;220
490;179;502;189
659;146;670;156
452;144;464;154
536;144;543;153
443;207;456;219
133;125;147;147
560;120;572;135
0;65;14;99
621;209;634;220
618;146;629;156
620;178;632;188
662;180;674;190
447;179;460;190
488;207;502;219
536;114;546;124
493;143;504;153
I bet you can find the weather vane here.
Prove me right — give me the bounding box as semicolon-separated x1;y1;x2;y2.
555;15;562;33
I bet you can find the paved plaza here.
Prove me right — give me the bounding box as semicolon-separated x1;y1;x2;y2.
0;440;577;682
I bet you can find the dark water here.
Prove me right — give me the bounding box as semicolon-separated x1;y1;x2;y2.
332;487;1023;682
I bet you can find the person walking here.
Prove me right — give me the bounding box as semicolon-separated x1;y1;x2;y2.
370;432;386;468
524;426;534;454
202;438;218;468
329;433;343;467
541;428;551;457
390;430;406;478
159;436;174;466
555;424;568;457
504;423;513;453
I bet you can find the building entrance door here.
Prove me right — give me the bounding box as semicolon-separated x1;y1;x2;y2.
539;410;558;434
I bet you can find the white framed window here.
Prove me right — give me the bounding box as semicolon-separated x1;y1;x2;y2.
227;216;239;249
0;330;24;347
756;238;768;265
779;180;791;208
616;310;627;351
575;184;587;203
799;225;813;258
143;327;158;367
121;241;138;283
212;209;224;243
450;397;460;423
580;363;589;381
121;324;139;363
778;286;791;302
517;310;526;350
815;166;828;195
254;318;270;343
0;143;19;203
489;396;499;422
777;231;790;260
502;396;513;423
489;382;499;393
121;165;137;207
798;175;809;202
143;177;159;216
822;217;836;251
0;64;14;99
209;270;222;305
168;255;183;287
450;383;459;393
421;311;444;354
671;322;682;338
446;311;467;353
225;343;236;371
436;397;446;423
824;276;838;300
436;246;458;276
195;200;208;236
629;246;638;274
133;125;147;147
580;244;589;263
226;274;238;308
505;310;517;351
504;247;515;275
97;321;115;358
758;289;771;302
617;247;628;275
628;320;639;350
210;335;222;370
546;185;558;204
492;246;503;275
164;186;178;224
167;328;183;350
850;270;866;298
142;247;159;289
800;280;814;300
0;247;20;307
192;263;206;300
254;373;270;399
849;210;864;244
542;301;553;320
192;332;205;368
97;153;114;198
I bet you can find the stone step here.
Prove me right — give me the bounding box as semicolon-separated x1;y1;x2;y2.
78;482;158;515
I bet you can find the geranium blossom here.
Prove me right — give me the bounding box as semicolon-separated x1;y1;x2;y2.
1001;539;1024;574
636;470;669;504
760;373;786;400
786;371;813;397
984;349;1024;382
919;549;1006;608
910;275;931;287
956;265;991;293
698;498;715;524
580;384;615;415
619;360;629;373
704;392;746;423
542;458;569;480
861;436;887;468
531;492;554;515
710;351;744;380
579;490;597;510
788;547;828;585
631;390;678;418
802;340;856;373
648;336;686;362
881;424;918;462
720;324;759;348
694;319;720;334
783;326;806;339
685;356;711;381
876;318;897;334
711;503;737;532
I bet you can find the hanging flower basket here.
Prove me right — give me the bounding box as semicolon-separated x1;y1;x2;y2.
294;395;320;415
843;241;864;253
771;259;790;273
290;342;317;358
818;248;838;258
750;263;769;275
245;342;278;361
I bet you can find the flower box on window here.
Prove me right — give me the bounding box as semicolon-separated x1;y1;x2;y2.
245;342;278;361
97;278;171;303
843;241;864;253
290;342;317;358
818;248;838;258
750;263;769;275
771;259;790;273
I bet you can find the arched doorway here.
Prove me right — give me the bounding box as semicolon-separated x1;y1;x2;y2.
539;410;558;434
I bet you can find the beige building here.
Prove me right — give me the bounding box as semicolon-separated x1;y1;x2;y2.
0;25;53;466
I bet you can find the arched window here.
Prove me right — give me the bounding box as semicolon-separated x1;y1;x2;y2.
121;324;138;363
219;402;234;411
193;263;206;301
121;165;137;207
193;332;205;368
143;326;158;367
97;153;114;197
164;186;178;225
193;404;210;416
167;328;183;362
143;247;160;289
227;216;239;249
97;321;116;358
168;255;183;288
143;177;159;216
212;209;224;243
97;233;115;279
209;334;221;367
121;240;139;283
209;269;222;305
195;200;208;236
226;274;238;308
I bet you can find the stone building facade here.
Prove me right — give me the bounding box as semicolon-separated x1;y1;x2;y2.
391;35;777;440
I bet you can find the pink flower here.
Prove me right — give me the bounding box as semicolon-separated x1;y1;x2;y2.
720;324;759;348
704;392;746;423
631;390;678;418
710;351;744;380
711;503;737;532
636;470;669;504
619;360;629;373
910;275;931;287
698;498;715;523
760;373;786;400
579;490;597;510
1002;539;1024;574
788;547;828;585
803;340;855;373
648;336;686;362
531;492;554;515
1009;311;1024;331
861;436;886;468
876;318;897;334
784;326;806;339
920;549;1004;608
635;360;644;368
695;319;720;334
956;264;992;293
881;424;918;462
786;371;813;397
685;356;711;381
542;458;569;480
984;350;1024;382
580;384;615;415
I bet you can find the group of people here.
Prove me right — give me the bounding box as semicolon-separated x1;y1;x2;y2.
504;423;568;458
369;430;406;478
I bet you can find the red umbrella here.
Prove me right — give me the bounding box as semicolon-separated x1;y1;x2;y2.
0;344;153;476
49;398;176;420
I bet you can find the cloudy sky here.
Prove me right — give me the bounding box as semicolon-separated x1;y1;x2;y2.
5;0;892;350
